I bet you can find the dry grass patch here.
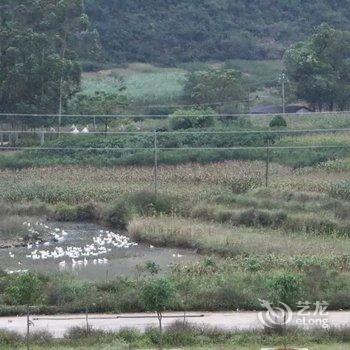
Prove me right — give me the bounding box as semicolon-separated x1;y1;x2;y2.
128;216;350;258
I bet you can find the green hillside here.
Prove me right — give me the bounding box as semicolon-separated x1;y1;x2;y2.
86;0;350;64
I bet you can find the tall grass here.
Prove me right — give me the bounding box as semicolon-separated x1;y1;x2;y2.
0;324;349;349
128;216;350;258
82;63;186;105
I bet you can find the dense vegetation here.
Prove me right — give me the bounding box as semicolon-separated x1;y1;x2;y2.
1;4;350;346
2;112;349;169
285;24;350;111
0;156;349;314
86;0;350;64
0;323;349;349
0;0;99;119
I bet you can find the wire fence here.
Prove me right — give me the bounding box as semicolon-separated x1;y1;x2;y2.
1;110;350;118
1;112;350;191
20;306;205;349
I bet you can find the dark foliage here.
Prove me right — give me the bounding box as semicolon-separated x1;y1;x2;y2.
86;0;350;64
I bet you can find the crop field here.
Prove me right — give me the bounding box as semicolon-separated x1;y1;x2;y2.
1;76;350;344
82;63;187;105
1;343;349;350
80;60;282;106
0;160;349;203
0;152;349;311
1;326;349;350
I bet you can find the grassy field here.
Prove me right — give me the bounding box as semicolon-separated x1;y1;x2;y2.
0;157;349;312
0;325;349;350
1;64;350;328
3;344;349;350
2;111;350;169
82;63;187;105
80;60;282;107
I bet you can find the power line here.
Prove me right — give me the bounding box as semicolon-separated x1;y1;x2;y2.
1;111;350;119
1;128;350;135
130;100;250;109
1;145;349;151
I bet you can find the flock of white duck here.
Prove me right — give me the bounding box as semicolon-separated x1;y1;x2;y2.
6;222;140;274
70;124;90;134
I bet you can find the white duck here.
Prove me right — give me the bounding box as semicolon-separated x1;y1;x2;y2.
71;126;80;134
81;126;89;133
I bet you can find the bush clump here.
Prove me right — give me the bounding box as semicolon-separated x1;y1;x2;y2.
169;108;216;130
238;208;287;228
328;181;350;200
269;115;287;128
269;272;302;306
126;191;177;216
107;200;132;230
53;203;100;222
108;191;178;229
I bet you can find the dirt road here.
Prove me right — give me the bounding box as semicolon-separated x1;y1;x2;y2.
0;311;349;338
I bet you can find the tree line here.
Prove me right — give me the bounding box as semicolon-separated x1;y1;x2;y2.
0;1;350;127
86;0;350;65
0;0;100;125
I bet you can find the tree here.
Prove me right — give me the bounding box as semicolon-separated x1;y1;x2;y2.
169;108;216;130
284;24;350;111
269;272;302;307
183;69;246;111
5;272;42;305
70;91;128;131
141;278;174;349
269;115;287;128
86;1;350;64
0;0;99;129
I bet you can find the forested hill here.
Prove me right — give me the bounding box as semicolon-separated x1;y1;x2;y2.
86;0;350;64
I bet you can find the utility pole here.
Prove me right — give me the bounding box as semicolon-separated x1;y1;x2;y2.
26;305;30;350
154;130;158;195
265;138;270;187
279;72;287;114
58;77;63;137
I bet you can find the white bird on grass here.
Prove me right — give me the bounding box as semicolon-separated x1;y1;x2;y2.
81;126;89;133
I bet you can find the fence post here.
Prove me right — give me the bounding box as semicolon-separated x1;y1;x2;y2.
26;305;30;350
85;307;89;333
40;130;45;146
154;130;158;195
265;138;270;187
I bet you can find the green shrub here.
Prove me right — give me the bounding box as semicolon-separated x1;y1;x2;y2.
244;256;262;272
238;208;287;228
127;191;176;216
117;328;142;343
107;200;132;229
64;326;107;341
53;203;78;221
329;181;350;200
5;273;42;305
0;330;23;345
269;115;287;128
230;176;263;194
29;330;53;344
269;272;302;306
169;108;216;130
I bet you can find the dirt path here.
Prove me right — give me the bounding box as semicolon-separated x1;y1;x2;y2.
0;311;349;338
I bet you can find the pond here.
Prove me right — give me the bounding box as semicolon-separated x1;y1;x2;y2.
0;221;199;281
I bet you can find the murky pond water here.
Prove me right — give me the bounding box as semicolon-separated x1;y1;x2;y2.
0;222;199;281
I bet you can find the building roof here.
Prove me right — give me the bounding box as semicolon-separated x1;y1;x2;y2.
250;104;313;114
